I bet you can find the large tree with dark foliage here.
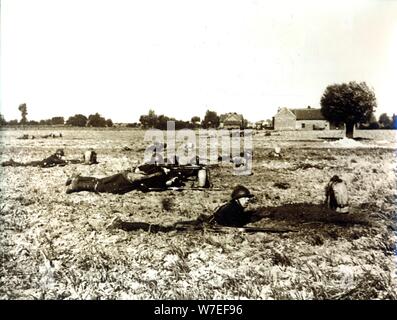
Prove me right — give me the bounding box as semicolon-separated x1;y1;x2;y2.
18;103;28;124
106;119;113;127
0;113;6;126
320;82;377;138
202;110;220;129
40;119;52;125
378;113;392;129
191;116;200;123
66;114;88;127
87;113;107;127
139;109;158;128
51;117;64;125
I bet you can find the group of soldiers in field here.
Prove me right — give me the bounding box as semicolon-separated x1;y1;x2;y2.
17;133;63;140
1;137;350;232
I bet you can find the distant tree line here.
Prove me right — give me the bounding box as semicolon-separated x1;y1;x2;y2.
1;98;395;131
0;103;114;127
1;116;66;126
138;109;221;129
139;109;195;130
0;107;225;129
358;113;397;130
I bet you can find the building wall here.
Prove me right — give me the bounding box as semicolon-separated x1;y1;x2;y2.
329;122;345;130
274;108;296;130
223;121;242;129
295;120;330;130
224;124;241;129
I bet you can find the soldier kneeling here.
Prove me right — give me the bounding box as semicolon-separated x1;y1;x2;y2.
83;149;98;165
325;175;349;214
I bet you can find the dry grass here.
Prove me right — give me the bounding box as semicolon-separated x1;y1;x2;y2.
0;128;396;300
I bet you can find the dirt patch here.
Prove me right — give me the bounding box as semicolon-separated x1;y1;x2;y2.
257;203;370;226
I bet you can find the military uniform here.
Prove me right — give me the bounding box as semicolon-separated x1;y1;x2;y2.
325;175;349;214
2;149;97;168
212;200;252;227
107;185;256;231
66;165;183;194
1;149;67;168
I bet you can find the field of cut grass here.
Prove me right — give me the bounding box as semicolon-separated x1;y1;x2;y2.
0;128;396;299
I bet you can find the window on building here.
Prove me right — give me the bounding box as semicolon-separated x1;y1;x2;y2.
301;123;305;128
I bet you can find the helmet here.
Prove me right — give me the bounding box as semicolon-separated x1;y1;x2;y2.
231;185;254;200
55;149;65;156
330;175;342;183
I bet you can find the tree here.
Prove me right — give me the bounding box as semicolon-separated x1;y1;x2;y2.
368;122;380;129
242;117;248;129
139;109;158;128
191;116;200;123
202;110;220;129
106;119;114;127
87;113;107;127
66;114;88;127
18;103;28;124
126;122;139;128
320;82;377;138
367;113;379;129
0;113;6;126
8;119;19;125
191;116;201;128
39;119;52;125
155;114;171;130
51;117;64;125
358;113;379;129
175;120;193;130
378;113;392;129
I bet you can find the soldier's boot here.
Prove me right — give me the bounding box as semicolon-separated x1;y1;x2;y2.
107;217;123;230
66;176;98;194
65;178;72;186
65;173;81;186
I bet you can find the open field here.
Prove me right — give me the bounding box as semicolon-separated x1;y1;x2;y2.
0;128;396;299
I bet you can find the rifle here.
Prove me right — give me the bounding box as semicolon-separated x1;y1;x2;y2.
145;187;222;192
158;163;205;172
157;164;209;185
113;220;297;234
207;225;297;234
172;222;297;234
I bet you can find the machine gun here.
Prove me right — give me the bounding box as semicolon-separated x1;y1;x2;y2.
158;163;211;188
159;163;204;174
158;164;211;188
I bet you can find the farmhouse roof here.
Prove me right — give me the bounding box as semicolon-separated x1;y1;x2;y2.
220;112;244;123
290;108;326;120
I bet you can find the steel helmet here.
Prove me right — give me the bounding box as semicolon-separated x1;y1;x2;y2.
330;175;343;183
231;185;254;200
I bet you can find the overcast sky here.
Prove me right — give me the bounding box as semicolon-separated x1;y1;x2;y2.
1;0;396;123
